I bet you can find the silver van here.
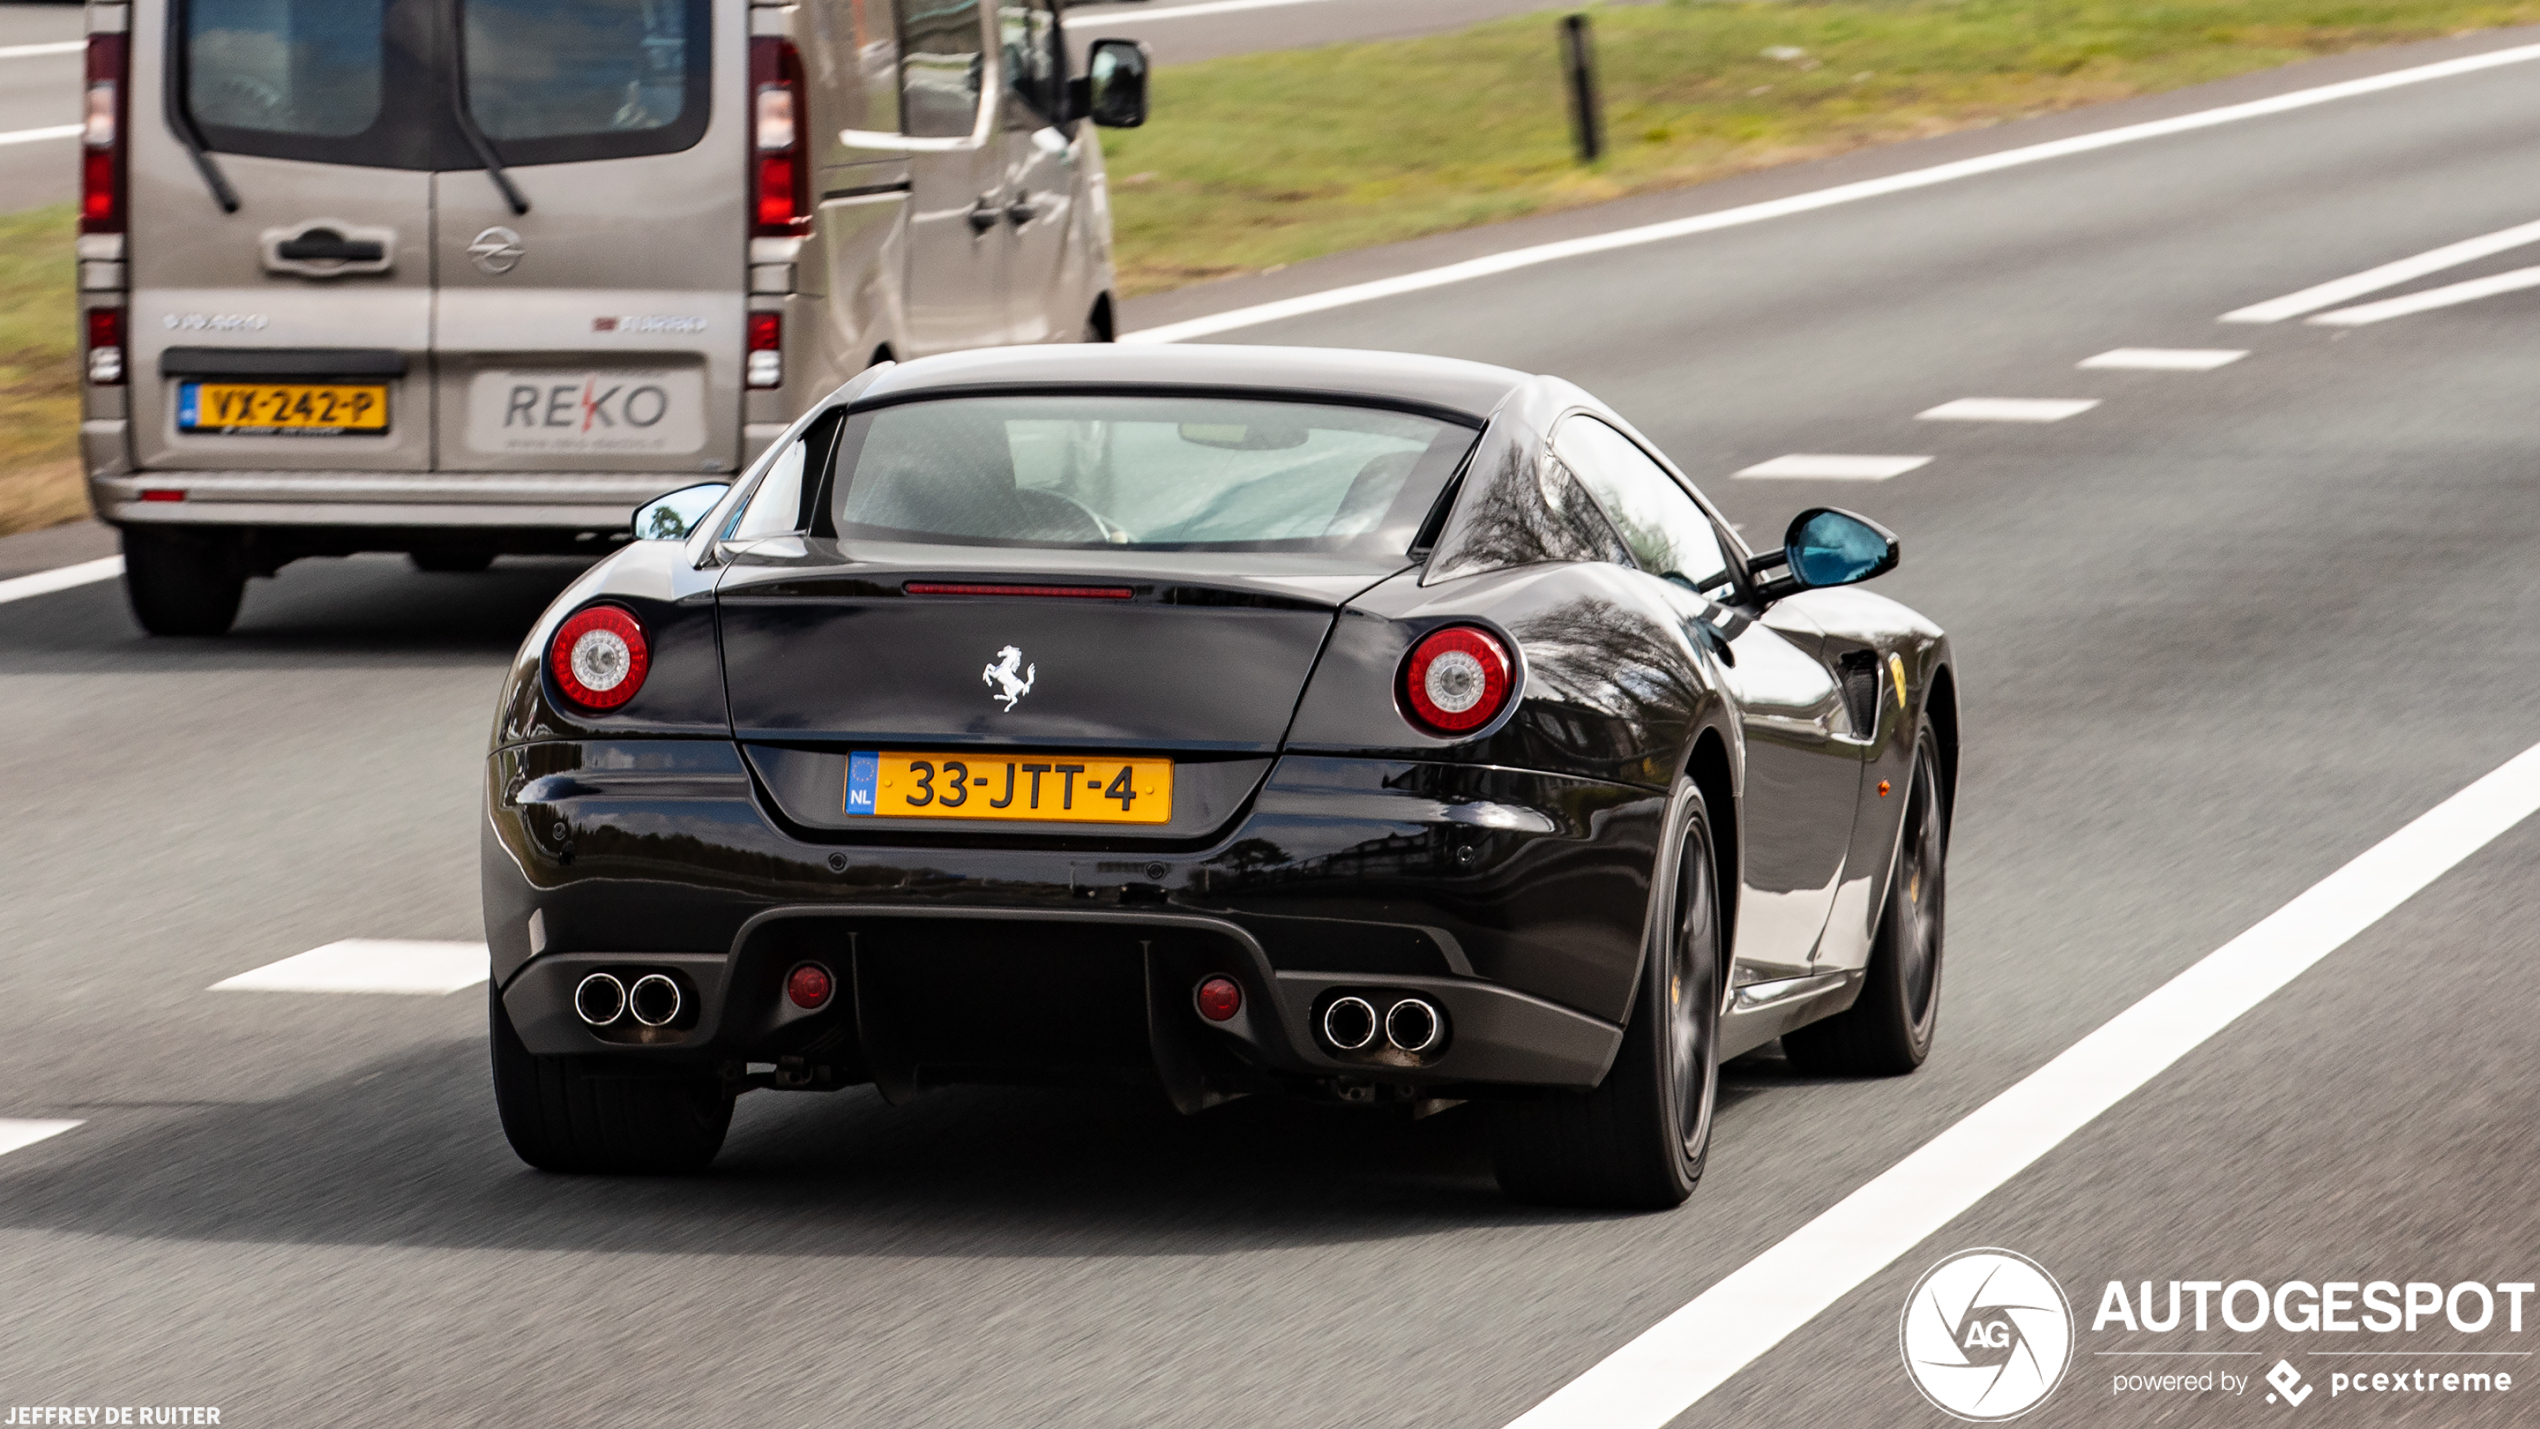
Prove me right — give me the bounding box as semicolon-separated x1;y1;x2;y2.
74;0;1148;634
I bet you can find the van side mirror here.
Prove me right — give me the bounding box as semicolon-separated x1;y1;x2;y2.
633;482;729;541
1745;507;1898;601
1071;39;1150;128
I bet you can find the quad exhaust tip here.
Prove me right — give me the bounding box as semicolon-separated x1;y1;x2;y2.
574;972;627;1026
1384;997;1443;1053
628;973;683;1027
1322;995;1378;1051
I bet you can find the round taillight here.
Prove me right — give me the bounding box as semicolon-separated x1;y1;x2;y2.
1401;625;1513;735
549;604;649;712
785;962;834;1011
1195;975;1242;1023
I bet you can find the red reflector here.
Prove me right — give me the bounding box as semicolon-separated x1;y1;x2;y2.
746;311;782;351
547;604;650;712
138;489;184;503
755;154;798;228
904;583;1135;600
1401;625;1514;735
785;962;835;1011
1195;976;1242;1023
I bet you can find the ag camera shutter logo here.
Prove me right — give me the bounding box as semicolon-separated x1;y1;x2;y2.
1901;1249;2074;1420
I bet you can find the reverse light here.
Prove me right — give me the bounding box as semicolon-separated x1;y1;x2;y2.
85;306;124;386
746;310;782;389
81;34;126;234
548;604;650;712
750;38;810;237
1195;976;1242;1023
785;962;835;1010
1400;625;1514;735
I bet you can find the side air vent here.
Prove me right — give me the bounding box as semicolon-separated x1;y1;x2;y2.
1836;650;1881;736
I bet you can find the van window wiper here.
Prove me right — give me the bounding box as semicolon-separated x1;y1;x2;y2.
167;90;239;212
447;33;529;215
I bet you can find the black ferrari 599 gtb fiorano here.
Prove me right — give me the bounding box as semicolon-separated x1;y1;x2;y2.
483;344;1956;1208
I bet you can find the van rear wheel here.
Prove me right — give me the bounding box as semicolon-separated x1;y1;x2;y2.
121;528;246;637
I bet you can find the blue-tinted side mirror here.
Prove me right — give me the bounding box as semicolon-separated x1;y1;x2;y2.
633;482;729;541
1746;507;1899;601
1786;508;1899;588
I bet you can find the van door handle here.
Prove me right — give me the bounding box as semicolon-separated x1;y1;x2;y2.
1005;196;1037;227
277;234;386;262
966;197;1002;234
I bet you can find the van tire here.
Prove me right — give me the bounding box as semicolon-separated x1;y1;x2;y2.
489;983;734;1175
121;528;247;637
411;550;495;573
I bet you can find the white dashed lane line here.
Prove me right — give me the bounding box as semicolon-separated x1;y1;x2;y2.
0;556;123;607
0;41;84;60
1916;398;2100;423
0;124;80;148
1733;455;1933;481
2079;348;2248;371
2221;216;2540;324
211;940;489;995
0;1120;81;1158
2307;265;2540;326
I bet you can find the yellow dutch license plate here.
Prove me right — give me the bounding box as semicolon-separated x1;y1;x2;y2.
845;752;1172;824
179;381;391;435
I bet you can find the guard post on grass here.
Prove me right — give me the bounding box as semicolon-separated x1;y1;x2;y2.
1560;13;1603;163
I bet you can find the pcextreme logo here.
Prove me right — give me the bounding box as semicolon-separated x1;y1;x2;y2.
1901;1249;2076;1421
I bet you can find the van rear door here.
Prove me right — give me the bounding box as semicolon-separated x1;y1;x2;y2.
430;0;747;484
129;0;432;474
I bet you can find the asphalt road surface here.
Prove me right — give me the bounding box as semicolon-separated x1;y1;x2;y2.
6;26;2540;1429
0;3;81;216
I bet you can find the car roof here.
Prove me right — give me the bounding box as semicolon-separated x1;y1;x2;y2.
851;344;1533;423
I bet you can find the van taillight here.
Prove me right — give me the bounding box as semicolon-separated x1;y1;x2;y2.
85;307;123;386
746;311;782;389
751;37;810;237
81;34;127;234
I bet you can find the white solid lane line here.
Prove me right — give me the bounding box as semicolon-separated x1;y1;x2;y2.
1917;398;2099;423
2221;216;2540;323
2078;348;2248;370
1123;41;2540;344
0;556;122;606
212;940;490;995
1733;455;1932;481
0;41;84;60
2306;264;2540;326
0;124;81;148
1508;738;2540;1429
0;1120;81;1158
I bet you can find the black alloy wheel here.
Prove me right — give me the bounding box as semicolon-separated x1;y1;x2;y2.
488;984;734;1174
1784;724;1947;1075
1489;787;1722;1209
121;527;246;637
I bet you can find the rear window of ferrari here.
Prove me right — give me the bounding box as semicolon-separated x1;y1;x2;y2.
828;394;1478;553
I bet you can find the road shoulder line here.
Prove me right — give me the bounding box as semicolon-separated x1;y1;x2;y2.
1504;737;2540;1429
0;555;122;606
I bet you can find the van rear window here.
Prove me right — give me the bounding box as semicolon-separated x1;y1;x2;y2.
461;0;710;159
185;0;385;140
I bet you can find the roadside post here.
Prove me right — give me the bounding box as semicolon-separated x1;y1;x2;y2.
1561;14;1603;163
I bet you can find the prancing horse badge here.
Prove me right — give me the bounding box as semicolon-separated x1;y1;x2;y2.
983;645;1036;712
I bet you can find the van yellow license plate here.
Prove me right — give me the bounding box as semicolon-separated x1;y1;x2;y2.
177;381;390;436
845;752;1171;824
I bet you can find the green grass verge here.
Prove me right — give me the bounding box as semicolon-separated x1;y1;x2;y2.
1101;0;2540;296
0;204;82;537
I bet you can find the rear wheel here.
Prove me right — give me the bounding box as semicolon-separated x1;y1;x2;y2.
121;528;246;637
1489;788;1721;1209
1784;724;1946;1075
489;983;733;1174
410;550;495;573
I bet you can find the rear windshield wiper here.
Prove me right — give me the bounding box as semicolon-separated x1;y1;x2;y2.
167;96;239;213
447;33;529;215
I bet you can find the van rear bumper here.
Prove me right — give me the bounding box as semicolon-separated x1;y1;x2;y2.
91;471;692;531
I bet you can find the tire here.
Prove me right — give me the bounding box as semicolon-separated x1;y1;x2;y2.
411;550;495;573
1489;787;1722;1209
1784;724;1947;1076
488;983;734;1174
121;528;246;637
